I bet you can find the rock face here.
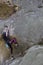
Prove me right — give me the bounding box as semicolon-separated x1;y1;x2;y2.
0;0;43;65
0;0;43;44
0;0;43;53
19;45;43;65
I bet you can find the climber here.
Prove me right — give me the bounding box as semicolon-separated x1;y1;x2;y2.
2;25;10;41
2;25;13;54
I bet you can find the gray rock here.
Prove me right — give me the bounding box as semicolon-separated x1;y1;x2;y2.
19;45;43;65
0;0;43;44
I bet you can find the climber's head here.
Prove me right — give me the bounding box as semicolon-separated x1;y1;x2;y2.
4;25;8;28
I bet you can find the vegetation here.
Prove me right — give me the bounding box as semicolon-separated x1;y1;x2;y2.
0;3;18;19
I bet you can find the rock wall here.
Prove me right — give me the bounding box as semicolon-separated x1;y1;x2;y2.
19;45;43;65
0;0;43;44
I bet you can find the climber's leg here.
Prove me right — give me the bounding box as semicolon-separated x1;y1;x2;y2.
6;41;13;54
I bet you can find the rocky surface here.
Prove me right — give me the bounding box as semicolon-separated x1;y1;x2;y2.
19;45;43;65
0;0;43;44
0;0;42;43
8;45;43;65
0;0;43;65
